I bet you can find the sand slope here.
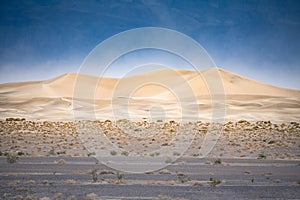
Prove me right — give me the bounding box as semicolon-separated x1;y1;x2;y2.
0;68;299;121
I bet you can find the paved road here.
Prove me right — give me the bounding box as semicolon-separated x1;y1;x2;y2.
0;157;299;199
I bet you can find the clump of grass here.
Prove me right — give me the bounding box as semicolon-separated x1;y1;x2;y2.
87;152;96;157
56;151;66;155
177;173;190;183
17;151;25;156
214;159;222;164
121;151;129;156
91;169;98;182
110;151;117;156
150;152;160;157
209;177;221;186
49;148;55;155
173;152;181;156
99;170;115;175
165;157;173;164
258;153;267;159
6;153;18;164
116;172;124;183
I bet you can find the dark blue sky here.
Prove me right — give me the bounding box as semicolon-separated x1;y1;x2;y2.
0;0;299;89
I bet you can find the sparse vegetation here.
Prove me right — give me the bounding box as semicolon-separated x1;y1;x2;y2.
49;148;55;155
214;159;222;164
173;152;181;156
150;152;160;157
6;117;25;121
6;153;18;163
116;172;124;183
99;170;115;175
165;157;173;164
17;151;25;156
91;169;98;182
209;177;222;186
87;152;96;157
121;151;129;156
258;153;267;159
56;151;66;155
177;173;190;183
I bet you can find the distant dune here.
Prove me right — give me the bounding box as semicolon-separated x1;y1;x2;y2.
0;68;299;122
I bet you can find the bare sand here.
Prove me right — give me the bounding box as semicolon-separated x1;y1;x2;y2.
0;68;299;122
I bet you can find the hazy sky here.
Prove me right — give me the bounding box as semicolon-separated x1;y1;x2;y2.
0;0;299;89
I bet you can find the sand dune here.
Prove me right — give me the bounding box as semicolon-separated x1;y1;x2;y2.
0;68;299;121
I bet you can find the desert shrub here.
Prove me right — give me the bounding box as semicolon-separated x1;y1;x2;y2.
173;152;181;156
110;151;117;156
258;153;266;159
91;169;98;182
87;152;96;157
121;151;129;156
214;159;222;164
6;154;18;163
17;151;25;156
209;177;221;186
177;173;190;183
116;172;124;183
150;152;160;157
56;151;66;155
6;117;25;121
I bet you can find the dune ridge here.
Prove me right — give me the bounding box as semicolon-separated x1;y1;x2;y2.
0;67;299;121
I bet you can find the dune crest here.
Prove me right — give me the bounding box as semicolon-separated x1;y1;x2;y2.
0;68;299;121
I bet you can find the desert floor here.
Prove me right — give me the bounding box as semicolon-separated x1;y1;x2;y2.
0;119;299;199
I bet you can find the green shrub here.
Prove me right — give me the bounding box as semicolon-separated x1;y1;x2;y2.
258;153;266;159
209;177;221;186
214;159;222;164
17;151;25;156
